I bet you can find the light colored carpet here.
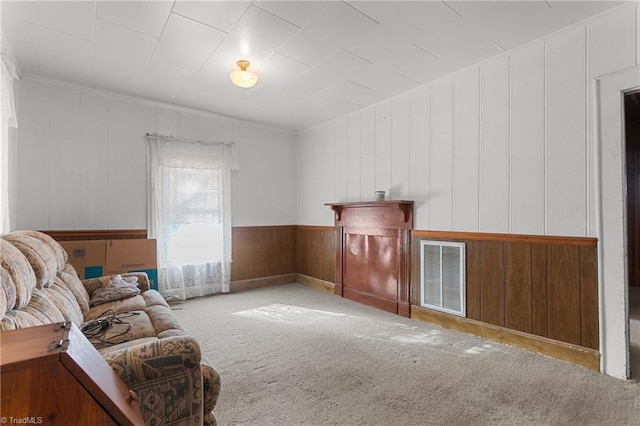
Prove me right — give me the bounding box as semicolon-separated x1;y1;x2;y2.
173;284;640;426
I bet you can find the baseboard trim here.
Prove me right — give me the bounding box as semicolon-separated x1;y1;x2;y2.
230;274;297;293
411;305;600;371
296;274;335;294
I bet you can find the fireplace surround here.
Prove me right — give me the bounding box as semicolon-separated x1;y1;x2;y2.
326;200;414;317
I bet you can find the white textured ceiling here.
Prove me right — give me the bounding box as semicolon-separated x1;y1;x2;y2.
1;1;625;131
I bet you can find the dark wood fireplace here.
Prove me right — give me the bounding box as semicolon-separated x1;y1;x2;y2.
325;201;414;317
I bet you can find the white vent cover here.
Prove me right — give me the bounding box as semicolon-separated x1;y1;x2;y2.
420;240;466;317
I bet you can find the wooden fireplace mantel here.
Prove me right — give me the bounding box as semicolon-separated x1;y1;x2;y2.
326;200;414;224
325;200;414;317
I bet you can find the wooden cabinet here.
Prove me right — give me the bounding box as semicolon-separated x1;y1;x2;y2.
326;200;413;317
1;322;144;426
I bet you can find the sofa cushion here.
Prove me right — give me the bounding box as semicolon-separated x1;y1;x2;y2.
42;278;84;326
141;289;170;309
14;230;67;269
2;234;58;289
145;304;184;335
85;294;147;321
1;310;38;329
82;310;157;350
0;268;9;318
57;265;91;315
83;273;149;298
90;275;141;307
2;288;67;329
25;289;67;324
0;239;35;310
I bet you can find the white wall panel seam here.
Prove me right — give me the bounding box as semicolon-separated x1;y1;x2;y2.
130;104;135;228
585;25;591;237
580;23;587;338
345;116;350;201
543;41;548;235
333;122;337;200
427;87;432;229
451;78;456;230
359;112;363;201
476;71;481;233
359;109;366;203
361;110;367;201
345;115;351;201
428;86;433;230
77;91;82;229
106;98;111;228
358;113;364;199
358;111;362;200
342;119;347;201
46;83;51;230
408;92;413;199
389;102;393;198
296;129;301;224
373;106;377;192
586;22;594;238
508;54;513;234
376;105;380;193
477;67;483;232
408;101;411;198
589;74;599;239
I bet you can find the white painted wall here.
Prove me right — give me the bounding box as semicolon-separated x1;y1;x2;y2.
297;2;640;237
12;76;297;230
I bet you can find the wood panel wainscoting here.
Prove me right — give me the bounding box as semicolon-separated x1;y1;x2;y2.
411;230;600;370
231;226;297;291
44;226;336;293
296;226;336;293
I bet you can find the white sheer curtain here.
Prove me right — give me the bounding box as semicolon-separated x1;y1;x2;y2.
146;133;239;300
1;52;19;234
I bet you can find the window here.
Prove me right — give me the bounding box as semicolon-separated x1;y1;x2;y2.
147;134;238;300
420;240;466;317
161;166;222;266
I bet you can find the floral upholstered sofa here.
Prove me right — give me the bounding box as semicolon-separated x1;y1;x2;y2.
0;230;220;425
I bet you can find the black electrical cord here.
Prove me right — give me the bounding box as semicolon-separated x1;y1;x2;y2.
81;309;139;345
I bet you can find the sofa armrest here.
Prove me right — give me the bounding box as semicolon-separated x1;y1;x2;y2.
200;358;221;426
125;272;151;292
102;336;207;425
82;272;151;298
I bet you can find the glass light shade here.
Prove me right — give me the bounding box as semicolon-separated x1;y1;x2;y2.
230;60;258;88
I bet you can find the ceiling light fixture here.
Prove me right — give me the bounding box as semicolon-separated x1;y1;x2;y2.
230;60;258;88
